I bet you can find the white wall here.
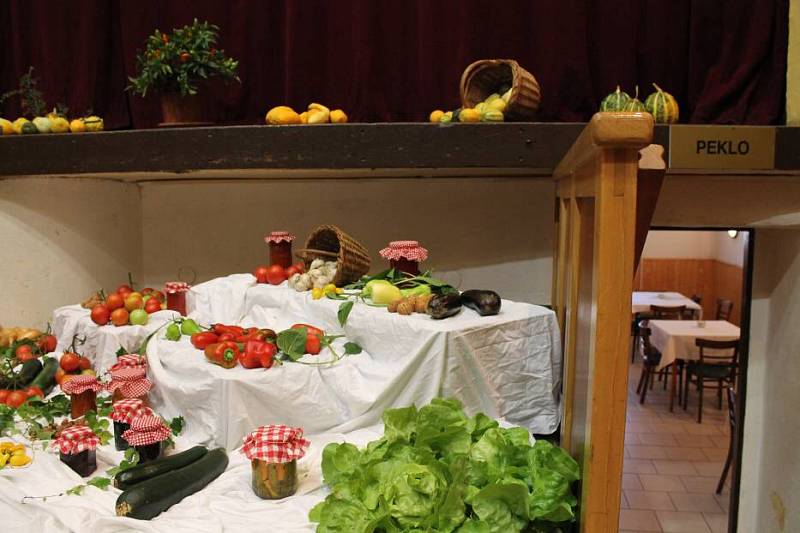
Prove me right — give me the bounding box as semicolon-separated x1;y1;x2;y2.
641;229;745;266
742;228;800;533
139;177;555;305
0;178;142;329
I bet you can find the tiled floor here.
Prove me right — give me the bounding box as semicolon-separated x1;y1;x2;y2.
620;362;732;533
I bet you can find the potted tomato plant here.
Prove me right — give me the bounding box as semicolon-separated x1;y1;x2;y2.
128;19;240;126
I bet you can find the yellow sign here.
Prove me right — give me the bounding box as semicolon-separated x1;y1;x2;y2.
669;126;775;170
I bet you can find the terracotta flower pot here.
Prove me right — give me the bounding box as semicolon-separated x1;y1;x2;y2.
159;92;214;127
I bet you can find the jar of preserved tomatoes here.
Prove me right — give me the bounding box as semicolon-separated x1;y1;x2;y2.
110;398;152;451
265;231;295;269
122;414;171;464
378;240;428;275
164;282;190;316
54;425;100;477
61;375;102;419
107;366;152;406
242;425;309;499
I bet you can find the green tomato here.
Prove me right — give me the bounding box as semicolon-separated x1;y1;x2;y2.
165;323;181;341
129;309;148;326
180;318;201;336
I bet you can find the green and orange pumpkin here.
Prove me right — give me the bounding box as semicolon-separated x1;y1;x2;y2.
645;83;679;123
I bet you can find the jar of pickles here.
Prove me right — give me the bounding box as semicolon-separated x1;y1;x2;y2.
53;425;100;477
265;231;295;269
60;375;102;419
107;366;152;406
110;399;152;451
122;414;170;464
165;282;190;316
378;240;428;275
242;425;309;499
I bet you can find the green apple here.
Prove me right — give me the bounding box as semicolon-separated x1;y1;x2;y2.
129;309;148;326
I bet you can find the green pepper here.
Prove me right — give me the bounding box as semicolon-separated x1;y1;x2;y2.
362;279;392;298
400;285;432;298
165;323;182;341
180;318;201;336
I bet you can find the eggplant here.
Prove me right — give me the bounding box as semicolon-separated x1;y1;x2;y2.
461;290;502;316
427;293;462;320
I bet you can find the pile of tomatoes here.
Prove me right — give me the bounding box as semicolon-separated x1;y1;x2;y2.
54;351;95;388
0;387;42;409
90;284;166;327
253;262;305;285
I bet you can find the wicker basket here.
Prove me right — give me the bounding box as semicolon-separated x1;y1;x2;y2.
297;225;371;286
460;59;541;120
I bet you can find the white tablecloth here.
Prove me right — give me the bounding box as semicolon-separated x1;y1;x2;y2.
0;427;381;533
52;305;181;372
632;292;703;318
648;320;740;370
169;274;561;447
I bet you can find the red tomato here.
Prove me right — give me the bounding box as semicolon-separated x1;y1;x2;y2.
60;352;80;372
291;324;324;337
91;304;111;325
106;293;125;311
78;357;91;371
54;368;66;385
292;262;306;273
15;344;37;363
285;265;302;278
266;265;287;285
0;390;10;403
38;334;57;353
180;51;190;62
25;386;43;399
305;333;322;355
117;284;133;295
144;298;162;314
141;287;154;296
111;308;129;327
253;265;269;284
6;390;28;408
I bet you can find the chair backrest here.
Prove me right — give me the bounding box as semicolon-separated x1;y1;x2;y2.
638;326;658;358
690;294;702;304
650;304;686;320
727;387;737;431
683;295;702;319
695;338;739;365
716;299;734;321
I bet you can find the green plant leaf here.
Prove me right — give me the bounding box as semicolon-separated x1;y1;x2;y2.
343;342;362;355
86;477;112;490
337;301;354;327
169;415;185;435
277;328;307;361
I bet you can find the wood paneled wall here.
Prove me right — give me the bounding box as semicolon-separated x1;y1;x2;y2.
634;259;743;324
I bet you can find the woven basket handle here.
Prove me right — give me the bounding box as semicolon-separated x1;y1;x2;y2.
295;248;339;260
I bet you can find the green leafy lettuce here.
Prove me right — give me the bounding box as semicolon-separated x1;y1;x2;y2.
309;398;580;532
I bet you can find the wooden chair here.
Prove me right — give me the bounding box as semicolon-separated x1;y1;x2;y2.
650;304;686;320
635;326;677;404
716;299;734;321
717;387;737;494
683;294;702;319
630;312;654;362
684;338;739;423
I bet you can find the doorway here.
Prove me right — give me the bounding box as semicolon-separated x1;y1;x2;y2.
620;227;753;533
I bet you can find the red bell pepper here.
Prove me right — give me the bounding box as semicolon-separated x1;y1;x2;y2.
235;328;277;344
218;332;236;343
204;341;240;369
213;324;245;337
305;333;321;355
291;324;324;337
239;340;277;369
191;331;219;350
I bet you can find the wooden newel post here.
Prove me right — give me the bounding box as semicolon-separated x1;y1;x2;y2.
552;112;657;532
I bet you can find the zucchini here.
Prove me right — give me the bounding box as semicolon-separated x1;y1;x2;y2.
18;359;43;386
116;448;228;520
29;357;58;395
114;446;208;490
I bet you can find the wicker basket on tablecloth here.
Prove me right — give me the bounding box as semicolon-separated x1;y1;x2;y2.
296;225;370;286
459;59;541;120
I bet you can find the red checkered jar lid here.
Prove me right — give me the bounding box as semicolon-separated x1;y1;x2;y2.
53;425;100;455
61;375;102;395
242;425;310;463
122;414;171;446
110;398;153;424
379;240;428;262
165;282;190;294
264;231;295;244
110;354;147;371
107;366;152;398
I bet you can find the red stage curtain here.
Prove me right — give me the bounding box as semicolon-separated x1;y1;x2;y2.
0;0;788;129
